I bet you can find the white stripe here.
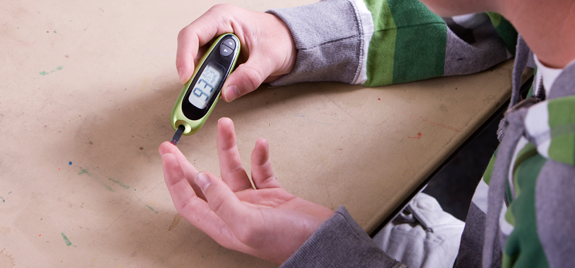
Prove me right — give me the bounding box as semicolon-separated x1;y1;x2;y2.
534;54;565;97
508;137;529;199
349;0;374;84
499;202;514;236
471;178;489;214
525;101;551;158
533;65;543;97
452;13;489;29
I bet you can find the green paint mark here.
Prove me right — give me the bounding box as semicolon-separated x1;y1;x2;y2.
78;167;115;192
78;168;88;175
131;196;159;214
61;233;77;247
53;31;57;33
146;205;159;214
39;66;64;76
108;178;129;189
98;182;115;192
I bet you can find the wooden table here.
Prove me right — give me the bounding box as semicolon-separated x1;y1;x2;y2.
0;0;516;267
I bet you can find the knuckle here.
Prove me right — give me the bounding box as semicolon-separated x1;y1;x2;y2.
177;198;193;213
228;164;246;177
209;194;225;214
236;225;259;244
220;141;237;152
260;175;276;185
177;195;199;214
235;210;264;245
240;65;265;93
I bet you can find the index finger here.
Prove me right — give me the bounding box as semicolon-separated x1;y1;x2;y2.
159;141;206;200
176;4;240;84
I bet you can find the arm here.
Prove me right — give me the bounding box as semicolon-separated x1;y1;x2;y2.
269;0;517;87
175;1;516;101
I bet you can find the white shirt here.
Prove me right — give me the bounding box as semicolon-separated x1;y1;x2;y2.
533;55;575;96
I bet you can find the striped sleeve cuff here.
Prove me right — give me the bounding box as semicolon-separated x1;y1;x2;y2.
267;0;374;86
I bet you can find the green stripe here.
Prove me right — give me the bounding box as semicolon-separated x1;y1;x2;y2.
526;66;537;98
503;154;549;268
482;151;497;185
486;12;502;27
504;205;515;227
549;134;575;166
547;95;575;166
512;142;537;198
487;12;517;54
364;0;396;86
504;142;537;227
389;0;446;83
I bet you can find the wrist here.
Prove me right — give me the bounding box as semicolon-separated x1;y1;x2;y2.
264;12;297;80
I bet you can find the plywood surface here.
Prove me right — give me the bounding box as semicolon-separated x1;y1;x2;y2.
0;0;513;267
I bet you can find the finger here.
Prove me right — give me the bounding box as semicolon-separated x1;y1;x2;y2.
159;141;206;200
217;118;253;191
194;171;255;239
162;153;247;250
162;153;205;213
176;5;237;84
251;138;281;189
221;53;272;102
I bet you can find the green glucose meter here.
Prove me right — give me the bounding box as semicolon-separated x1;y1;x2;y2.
170;33;241;144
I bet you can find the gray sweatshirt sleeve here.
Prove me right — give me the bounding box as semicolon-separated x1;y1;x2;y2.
280;206;406;268
267;0;365;86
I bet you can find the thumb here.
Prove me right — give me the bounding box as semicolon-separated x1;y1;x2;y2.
194;172;252;223
221;54;272;102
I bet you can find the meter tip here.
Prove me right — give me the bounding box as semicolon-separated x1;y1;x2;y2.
171;125;185;145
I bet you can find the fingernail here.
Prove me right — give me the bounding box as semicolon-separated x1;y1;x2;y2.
195;172;211;192
224;85;240;101
178;68;184;83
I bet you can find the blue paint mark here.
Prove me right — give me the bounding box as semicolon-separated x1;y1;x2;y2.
0;196;4;202
69;161;73;165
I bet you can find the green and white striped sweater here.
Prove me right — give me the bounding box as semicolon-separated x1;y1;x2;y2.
268;0;575;267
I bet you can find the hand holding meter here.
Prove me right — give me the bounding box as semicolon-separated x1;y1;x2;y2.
170;33;241;144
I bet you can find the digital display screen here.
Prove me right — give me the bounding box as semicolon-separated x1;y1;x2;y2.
188;62;224;109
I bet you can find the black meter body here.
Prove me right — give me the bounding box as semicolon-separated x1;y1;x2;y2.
170;33;241;136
